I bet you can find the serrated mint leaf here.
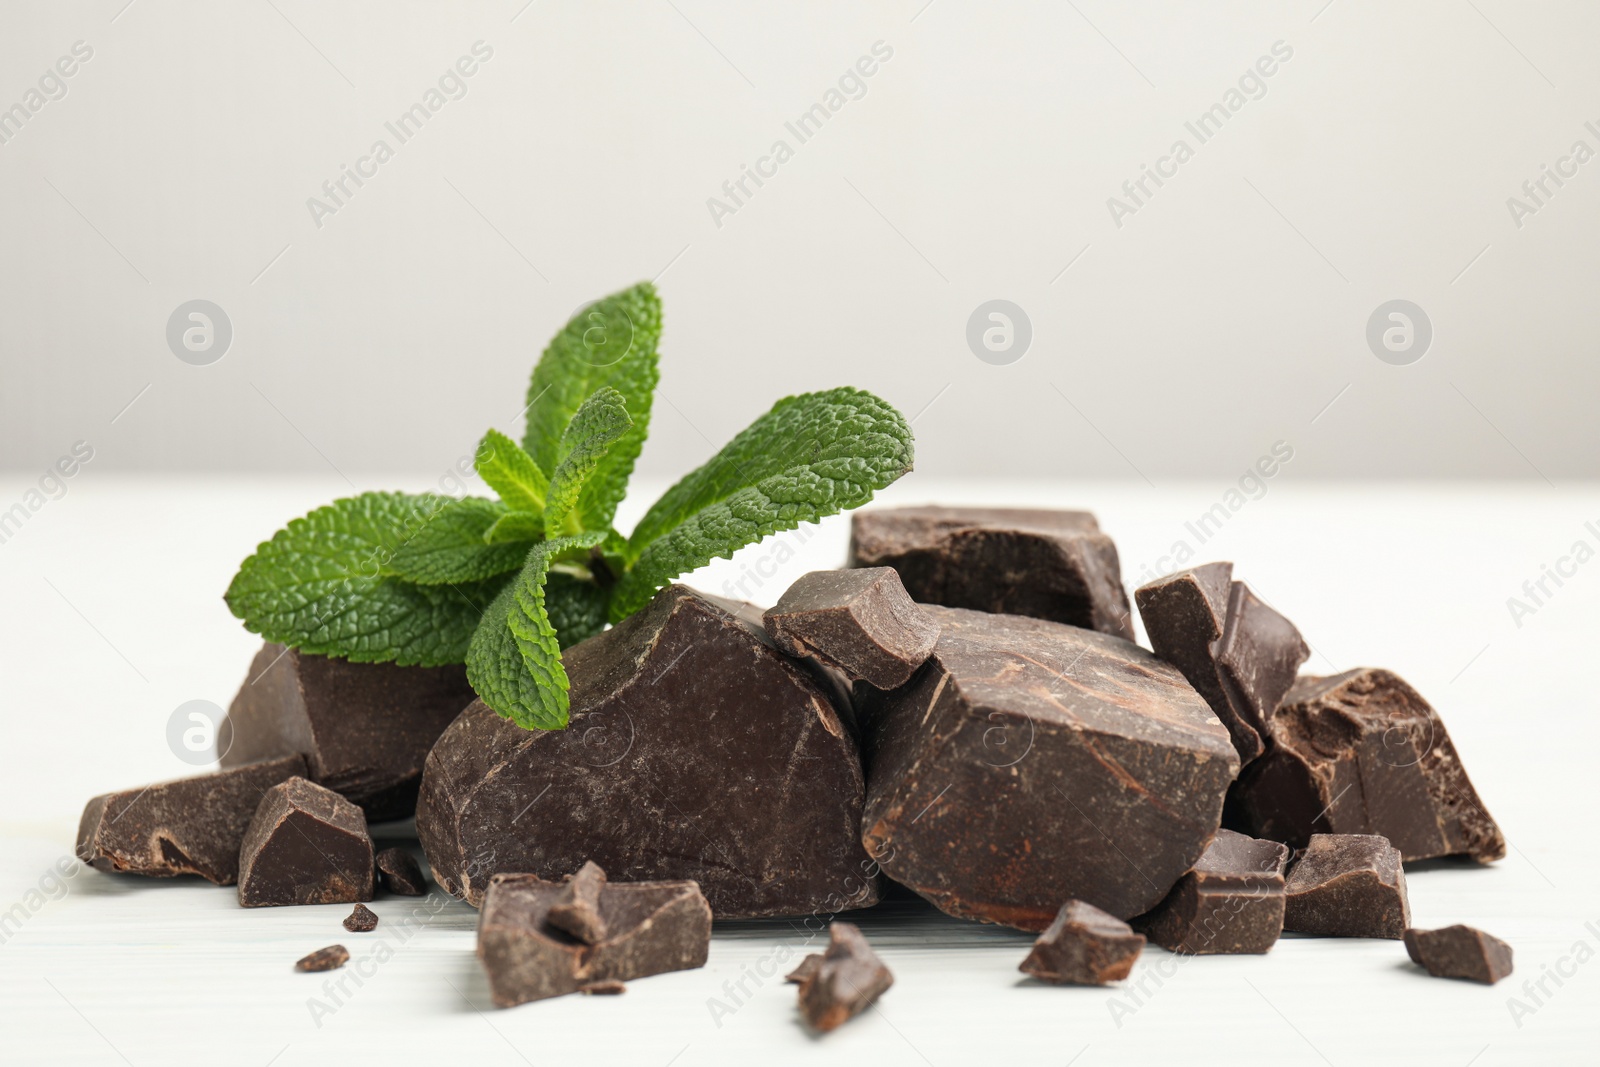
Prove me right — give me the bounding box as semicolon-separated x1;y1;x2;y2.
614;388;913;620
545;387;632;536
484;511;544;545
466;533;606;730
383;497;530;585
476;428;547;514
522;282;659;531
225;492;510;666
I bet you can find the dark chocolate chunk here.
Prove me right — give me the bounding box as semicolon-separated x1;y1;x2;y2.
547;861;608;944
476;871;712;1007
220;643;475;821
375;847;427;896
238;777;375;908
75;755;306;885
1284;834;1409;939
785;954;823;984
296;945;350;972
1228;669;1505;862
763;568;940;689
797;922;893;1033
1019;900;1145;985
419;585;877;918
849;506;1135;640
343;903;379;932
858;606;1239;929
579;980;627;995
1405;925;1513;984
1134;829;1290;955
1136;564;1309;763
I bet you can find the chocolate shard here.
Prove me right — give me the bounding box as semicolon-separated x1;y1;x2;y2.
1405;925;1514;984
764;568;940;690
798;923;893;1032
476;871;712;1007
858;606;1239;929
220;642;476;821
75;755;306;885
1019;900;1145;985
1227;669;1505;863
238;777;375;907
1134;829;1290;955
849;506;1135;641
343;903;379;932
547;861;608;944
296;945;350;972
785;954;824;985
375;847;427;896
1135;564;1309;763
419;585;877;918
1284;834;1409;939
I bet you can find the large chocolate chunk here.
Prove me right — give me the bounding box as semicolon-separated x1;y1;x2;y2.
1135;829;1289;955
1405;925;1513;984
477;871;711;1007
1019;900;1145;985
238;777;375;907
1284;834;1409;939
418;585;877;918
764;568;940;689
220;643;475;821
849;507;1135;640
1136;563;1309;763
75;755;306;885
858;606;1239;929
1228;669;1505;862
797;922;894;1032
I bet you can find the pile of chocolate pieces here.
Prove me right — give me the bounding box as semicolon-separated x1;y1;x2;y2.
76;506;1515;1028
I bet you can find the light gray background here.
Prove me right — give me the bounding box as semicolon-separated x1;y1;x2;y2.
2;0;1596;483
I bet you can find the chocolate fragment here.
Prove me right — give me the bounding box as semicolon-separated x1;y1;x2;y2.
797;922;893;1033
375;847;427;896
547;861;608;944
579;980;627;995
238;777;375;908
420;585;876;918
476;870;712;1007
296;945;350;972
1404;925;1513;984
75;755;306;885
1134;829;1289;955
1228;669;1505;862
785;954;823;984
763;568;940;689
220;643;475;821
343;903;379;932
1284;834;1409;939
1135;563;1309;763
858;606;1239;929
1019;900;1145;985
849;506;1135;640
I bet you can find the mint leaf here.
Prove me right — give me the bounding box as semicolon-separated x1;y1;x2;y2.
522;282;659;531
545;387;632;536
545;572;610;649
484;511;544;545
476;429;547;514
466;533;606;730
225;492;510;666
614;388;913;620
384;497;530;584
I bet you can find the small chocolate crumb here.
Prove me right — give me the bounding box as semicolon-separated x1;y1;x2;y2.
785;954;823;985
343;903;379;932
1404;925;1514;984
375;847;427;896
798;923;893;1032
1020;900;1145;985
579;980;627;996
547;861;608;944
296;944;350;972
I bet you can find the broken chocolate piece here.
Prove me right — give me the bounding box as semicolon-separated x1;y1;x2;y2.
763;568;940;689
1228;669;1505;862
798;922;893;1033
547;861;608;944
420;585;877;918
849;506;1135;640
785;954;823;984
375;847;426;896
1405;925;1513;984
1134;829;1289;955
1284;834;1409;939
296;945;350;972
1019;900;1145;985
858;606;1239;929
1135;564;1309;763
220;643;475;821
476;871;712;1007
75;755;306;885
238;777;375;908
343;903;379;932
579;980;627;995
